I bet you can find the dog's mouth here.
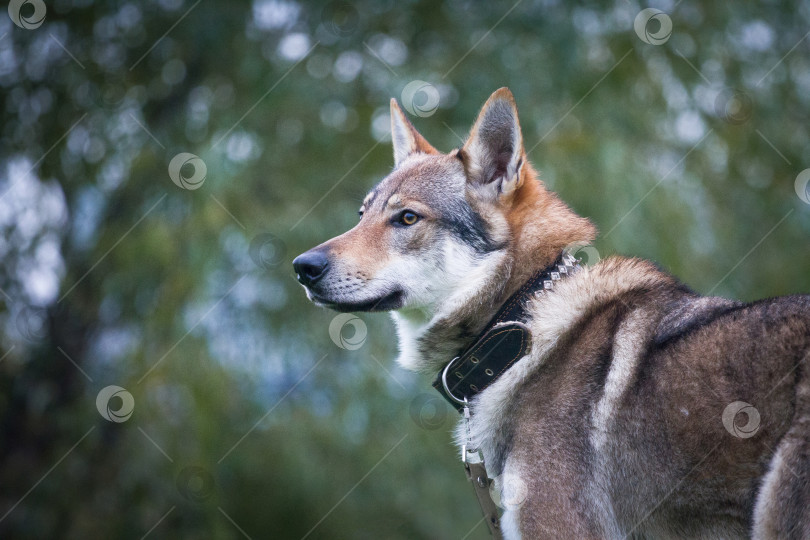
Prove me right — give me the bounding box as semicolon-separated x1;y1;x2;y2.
308;289;405;313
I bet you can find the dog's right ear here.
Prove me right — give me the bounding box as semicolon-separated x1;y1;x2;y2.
461;87;525;200
390;98;437;166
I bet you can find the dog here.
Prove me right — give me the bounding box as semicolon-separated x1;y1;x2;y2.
293;88;810;539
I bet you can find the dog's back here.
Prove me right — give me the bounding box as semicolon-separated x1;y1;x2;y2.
503;257;810;538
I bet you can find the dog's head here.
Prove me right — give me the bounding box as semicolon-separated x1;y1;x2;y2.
293;88;593;318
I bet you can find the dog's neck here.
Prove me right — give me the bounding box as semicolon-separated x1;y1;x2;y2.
392;174;597;373
391;249;514;373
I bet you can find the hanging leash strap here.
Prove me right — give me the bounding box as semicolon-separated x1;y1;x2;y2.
432;252;581;538
461;400;503;538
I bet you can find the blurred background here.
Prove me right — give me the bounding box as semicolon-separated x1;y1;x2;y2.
1;0;809;538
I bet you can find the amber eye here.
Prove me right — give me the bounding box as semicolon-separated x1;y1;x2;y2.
398;211;419;226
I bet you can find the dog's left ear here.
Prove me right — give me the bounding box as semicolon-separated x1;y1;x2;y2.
461;87;525;199
390;98;438;166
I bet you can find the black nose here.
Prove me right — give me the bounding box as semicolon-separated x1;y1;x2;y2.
293;250;329;286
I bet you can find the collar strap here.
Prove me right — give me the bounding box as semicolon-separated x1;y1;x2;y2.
432;252;580;412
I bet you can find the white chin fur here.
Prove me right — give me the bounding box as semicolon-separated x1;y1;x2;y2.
390;310;428;371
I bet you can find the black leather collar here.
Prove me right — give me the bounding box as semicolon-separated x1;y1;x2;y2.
432;252;580;412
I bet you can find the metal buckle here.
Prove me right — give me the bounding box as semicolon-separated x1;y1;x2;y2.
462;443;484;464
443;362;484;465
441;356;467;405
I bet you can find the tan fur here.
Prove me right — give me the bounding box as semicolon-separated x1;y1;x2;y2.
386;193;403;209
320;221;391;275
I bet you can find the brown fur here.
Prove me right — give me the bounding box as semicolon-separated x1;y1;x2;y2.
503;164;597;296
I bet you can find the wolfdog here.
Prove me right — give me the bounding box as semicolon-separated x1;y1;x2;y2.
293;88;810;539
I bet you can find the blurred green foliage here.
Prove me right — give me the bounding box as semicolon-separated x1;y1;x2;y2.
0;0;808;538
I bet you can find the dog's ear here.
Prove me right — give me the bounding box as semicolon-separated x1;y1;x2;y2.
461;87;525;198
390;98;437;166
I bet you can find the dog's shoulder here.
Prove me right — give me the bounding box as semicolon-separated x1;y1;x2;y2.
466;256;683;470
524;255;685;357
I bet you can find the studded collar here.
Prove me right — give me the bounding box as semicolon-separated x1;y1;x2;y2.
432;252;581;412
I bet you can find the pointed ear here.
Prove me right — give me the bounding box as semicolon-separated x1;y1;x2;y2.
461;88;525;197
390;98;438;166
